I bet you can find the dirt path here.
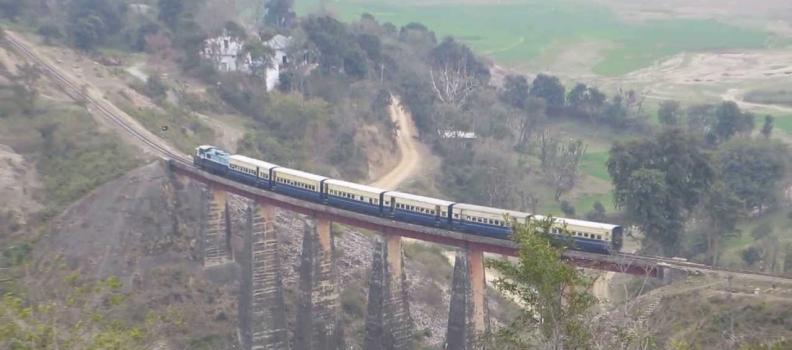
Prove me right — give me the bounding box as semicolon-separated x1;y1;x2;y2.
126;62;149;82
369;96;422;190
720;88;792;114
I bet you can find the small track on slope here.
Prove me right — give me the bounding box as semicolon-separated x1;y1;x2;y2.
4;34;191;166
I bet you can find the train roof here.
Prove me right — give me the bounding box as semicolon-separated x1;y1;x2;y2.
452;203;531;218
384;191;455;206
533;215;621;230
273;167;328;182
198;145;230;155
324;179;386;194
230;155;278;169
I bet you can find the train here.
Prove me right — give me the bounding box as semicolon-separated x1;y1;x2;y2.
193;145;624;254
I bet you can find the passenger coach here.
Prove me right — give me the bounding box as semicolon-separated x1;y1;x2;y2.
192;145;624;255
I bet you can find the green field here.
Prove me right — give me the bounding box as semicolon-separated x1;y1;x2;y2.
295;0;769;76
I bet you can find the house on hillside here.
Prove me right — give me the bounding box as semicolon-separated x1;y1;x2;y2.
264;34;292;91
203;35;246;72
202;33;294;92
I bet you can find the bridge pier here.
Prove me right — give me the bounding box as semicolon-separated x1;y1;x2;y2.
295;217;346;350
199;187;232;266
238;203;289;350
446;249;489;350
363;232;413;350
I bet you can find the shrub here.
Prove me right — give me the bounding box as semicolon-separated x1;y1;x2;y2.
560;200;576;217
38;24;62;44
145;75;168;99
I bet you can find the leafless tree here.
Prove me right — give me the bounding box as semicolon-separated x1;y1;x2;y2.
516;97;547;150
144;32;173;68
538;131;588;201
429;58;478;110
196;0;239;35
473;143;519;208
518;189;540;214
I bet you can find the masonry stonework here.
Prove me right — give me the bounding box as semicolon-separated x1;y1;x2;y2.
363;233;414;350
446;249;490;350
294;218;346;350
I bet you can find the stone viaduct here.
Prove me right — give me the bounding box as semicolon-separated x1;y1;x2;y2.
171;160;664;350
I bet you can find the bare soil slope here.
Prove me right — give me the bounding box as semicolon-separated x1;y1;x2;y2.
36;162;204;278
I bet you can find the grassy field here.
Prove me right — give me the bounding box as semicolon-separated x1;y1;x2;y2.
295;0;769;76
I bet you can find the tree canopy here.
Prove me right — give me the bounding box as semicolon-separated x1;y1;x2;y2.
608;129;715;255
486;216;596;349
530;74;566;117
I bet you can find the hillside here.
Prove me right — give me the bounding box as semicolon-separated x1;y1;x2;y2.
604;273;792;348
12;159;516;349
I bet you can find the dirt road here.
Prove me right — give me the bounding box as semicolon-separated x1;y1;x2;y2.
720;88;792;114
369;96;422;190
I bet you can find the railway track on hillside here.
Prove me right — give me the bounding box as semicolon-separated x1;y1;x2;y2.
4;34;192;166
617;252;792;281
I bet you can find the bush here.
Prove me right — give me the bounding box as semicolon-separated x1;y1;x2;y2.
37;24;62;44
145;76;168;99
560;200;576;217
741;246;762;267
585;201;606;222
341;285;365;318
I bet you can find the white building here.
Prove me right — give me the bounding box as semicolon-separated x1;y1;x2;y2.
264;35;291;92
203;34;292;92
203;35;247;72
439;130;477;139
